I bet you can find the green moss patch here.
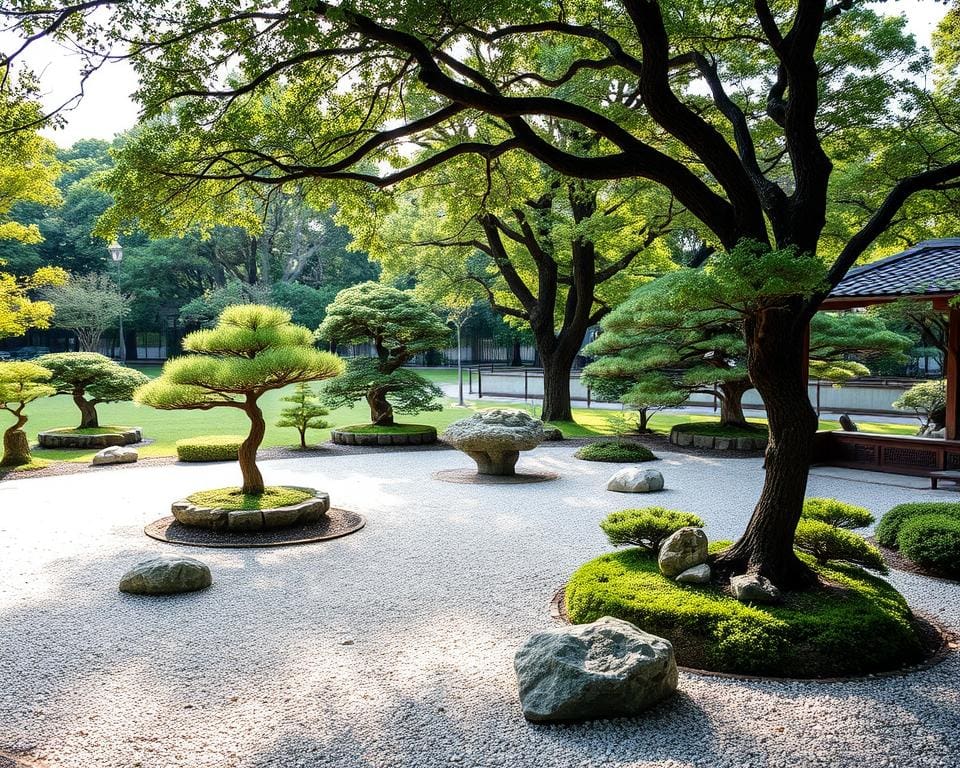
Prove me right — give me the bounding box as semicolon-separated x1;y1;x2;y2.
574;441;657;462
0;457;51;473
876;502;960;548
670;421;769;439
186;486;315;510
176;435;244;462
46;426;132;436
565;548;925;677
336;423;436;435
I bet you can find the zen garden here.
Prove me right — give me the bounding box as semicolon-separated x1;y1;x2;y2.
2;3;960;768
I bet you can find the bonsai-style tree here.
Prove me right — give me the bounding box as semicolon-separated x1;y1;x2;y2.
893;379;947;432
316;282;450;426
0;362;54;466
135;304;343;494
276;383;329;448
36;352;149;430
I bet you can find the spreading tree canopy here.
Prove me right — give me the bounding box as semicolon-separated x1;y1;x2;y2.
316;282;449;425
36;352;150;430
0;361;54;466
135;304;344;493
7;0;960;588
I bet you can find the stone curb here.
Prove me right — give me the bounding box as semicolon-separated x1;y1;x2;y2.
669;428;767;452
331;427;437;447
38;427;143;449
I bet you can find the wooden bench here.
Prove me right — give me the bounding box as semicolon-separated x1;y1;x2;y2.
928;470;960;490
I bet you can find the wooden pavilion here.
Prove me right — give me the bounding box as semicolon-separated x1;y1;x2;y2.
810;238;960;476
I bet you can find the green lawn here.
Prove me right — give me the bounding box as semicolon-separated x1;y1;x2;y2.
4;363;917;463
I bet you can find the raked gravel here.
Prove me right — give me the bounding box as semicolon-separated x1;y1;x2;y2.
0;446;958;768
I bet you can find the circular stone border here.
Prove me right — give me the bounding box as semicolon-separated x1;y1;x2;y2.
144;507;365;548
669;426;767;452
331;426;437;447
548;584;955;682
172;487;329;531
38;426;142;449
432;468;559;484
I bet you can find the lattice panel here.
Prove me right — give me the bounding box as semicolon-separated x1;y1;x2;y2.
881;446;938;468
945;452;960;470
836;443;878;464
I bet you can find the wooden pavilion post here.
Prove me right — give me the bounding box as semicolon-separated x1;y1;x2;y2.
946;305;960;440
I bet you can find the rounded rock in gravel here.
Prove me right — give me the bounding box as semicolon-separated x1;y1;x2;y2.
118;555;212;595
606;467;664;493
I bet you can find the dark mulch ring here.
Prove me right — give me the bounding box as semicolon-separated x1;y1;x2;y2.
869;536;960;583
144;508;365;548
549;584;956;683
432;468;560;484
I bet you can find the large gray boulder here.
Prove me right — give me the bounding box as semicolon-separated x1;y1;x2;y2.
514;616;678;722
119;555;212;595
729;573;782;604
91;445;138;466
658;527;708;577
606;467;664;493
441;409;545;475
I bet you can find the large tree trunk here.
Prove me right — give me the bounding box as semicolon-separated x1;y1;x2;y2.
540;350;577;422
239;396;266;494
1;415;31;467
718;380;751;427
74;393;99;429
511;337;522;367
713;308;819;590
366;387;395;426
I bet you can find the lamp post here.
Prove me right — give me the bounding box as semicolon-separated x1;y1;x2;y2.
108;240;126;363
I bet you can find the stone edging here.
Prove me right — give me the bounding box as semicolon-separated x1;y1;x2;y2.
38;427;143;449
172;487;330;532
331;427;437;446
669;427;767;452
549;584;955;683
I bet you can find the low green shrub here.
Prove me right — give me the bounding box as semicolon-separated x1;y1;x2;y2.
186;486;315;510
600;507;704;552
336;423;436;435
574;441;657;462
801;498;874;529
875;502;960;548
794;519;886;572
565;548;924;677
176;435;244;462
670;422;768;439
897;514;960;575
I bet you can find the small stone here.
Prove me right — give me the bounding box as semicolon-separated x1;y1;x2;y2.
514;616;677;722
606;467;664;493
675;563;711;584
91;446;138;466
119;555;212;595
658;527;708;577
729;573;782;604
541;426;564;441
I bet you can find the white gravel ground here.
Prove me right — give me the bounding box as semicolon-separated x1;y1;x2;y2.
0;446;958;768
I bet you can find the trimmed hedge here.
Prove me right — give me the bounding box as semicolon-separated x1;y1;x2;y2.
600;507;704;552
794;519;886;572
897;514;960;576
802;498;874;529
565;548;924;677
670;421;768;439
876;502;960;548
336;423;436;435
176;435;244;462
574;441;657;463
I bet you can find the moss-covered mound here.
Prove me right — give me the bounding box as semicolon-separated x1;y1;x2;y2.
44;425;133;436
186;486;315;511
574;441;657;463
336;423;436;435
176;435;243;462
671;421;768;439
565;547;925;677
876;502;960;548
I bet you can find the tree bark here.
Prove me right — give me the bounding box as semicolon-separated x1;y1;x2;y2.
74;392;99;429
366;387;395;426
239;396;266;494
713;307;819;589
1;413;31;467
511;337;522;367
718;380;751;427
298;427;307;449
540;349;578;422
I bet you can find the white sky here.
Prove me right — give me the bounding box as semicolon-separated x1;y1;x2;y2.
3;0;950;147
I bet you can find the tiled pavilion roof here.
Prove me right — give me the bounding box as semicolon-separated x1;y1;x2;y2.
826;239;960;303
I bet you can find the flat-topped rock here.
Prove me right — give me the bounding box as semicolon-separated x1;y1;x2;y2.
441;409;545;475
91;445;138;466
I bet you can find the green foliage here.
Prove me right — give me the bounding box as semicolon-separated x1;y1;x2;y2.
320;358;443;417
876;502;960;548
794;519;887;572
37;352;149;403
186;486;314;510
565;549;923;677
0;361;54;408
176;435;243;462
600;507;704;552
671;422;768;439
574;441;657;463
336;423;435;435
801;498;875;529
276;383;329;447
896;515;960;576
41;273;132;352
892;380;947;429
0;264;67;340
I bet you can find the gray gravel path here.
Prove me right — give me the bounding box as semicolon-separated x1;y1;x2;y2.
0;447;957;768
